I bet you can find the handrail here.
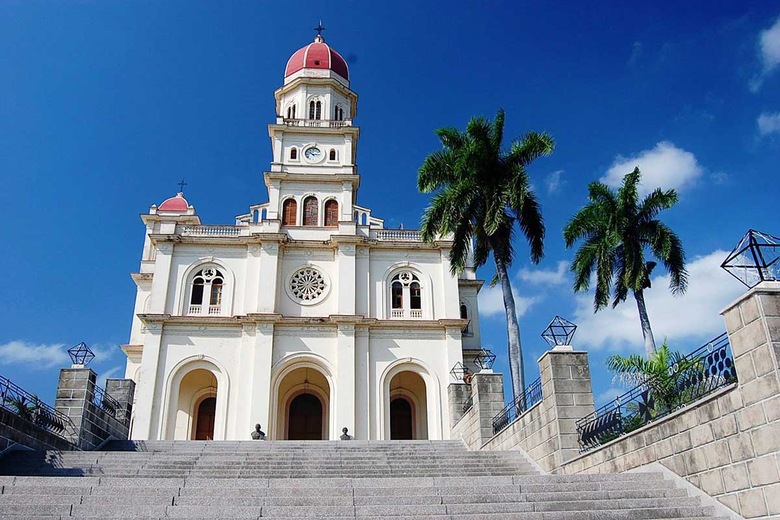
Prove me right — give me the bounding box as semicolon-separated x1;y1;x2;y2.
576;332;736;453
0;374;76;441
492;377;543;434
181;225;240;237
92;384;125;421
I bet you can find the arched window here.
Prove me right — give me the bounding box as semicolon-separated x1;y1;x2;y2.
290;147;298;160
329;149;336;161
389;271;423;318
303;196;318;226
324;200;338;227
334;105;344;121
460;302;471;334
282;198;297;226
309;100;322;120
287;104;297;119
188;267;224;315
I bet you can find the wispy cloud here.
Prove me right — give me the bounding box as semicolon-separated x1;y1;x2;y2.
572;250;744;353
478;282;538;319
0;341;113;370
595;387;624;407
628;41;643;66
758;111;780;136
601;141;703;197
96;366;124;390
750;16;780;92
518;261;569;286
546;170;564;194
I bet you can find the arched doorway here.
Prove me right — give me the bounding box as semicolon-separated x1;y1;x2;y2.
288;393;323;440
274;365;331;439
390;397;413;440
194;397;216;440
388;370;428;440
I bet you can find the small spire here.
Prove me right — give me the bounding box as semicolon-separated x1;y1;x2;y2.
314;20;325;42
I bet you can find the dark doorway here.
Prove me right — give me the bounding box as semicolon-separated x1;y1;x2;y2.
195;397;216;440
390;397;414;440
288;393;323;440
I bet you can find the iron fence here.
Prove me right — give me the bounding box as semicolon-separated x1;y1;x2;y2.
492;377;543;435
576;333;737;453
462;394;473;414
0;374;76;440
92;384;125;421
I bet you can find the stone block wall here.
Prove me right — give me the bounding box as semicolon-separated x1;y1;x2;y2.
449;373;505;449
55;368;135;450
0;407;75;453
558;284;780;519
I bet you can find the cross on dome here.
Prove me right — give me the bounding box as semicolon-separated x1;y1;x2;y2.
314;20;325;41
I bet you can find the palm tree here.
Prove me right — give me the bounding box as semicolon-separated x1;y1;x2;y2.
418;109;554;400
563;167;687;357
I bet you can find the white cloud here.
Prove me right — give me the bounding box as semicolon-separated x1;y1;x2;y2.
518;261;569;286
0;341;113;370
751;17;780;91
572;250;745;353
601;141;703;197
595;387;624;407
760;17;780;74
758;111;780;136
96;366;123;390
478;282;537;319
546;170;563;194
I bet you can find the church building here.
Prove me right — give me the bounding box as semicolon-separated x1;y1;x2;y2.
121;33;484;441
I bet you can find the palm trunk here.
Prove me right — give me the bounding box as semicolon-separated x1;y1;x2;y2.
494;256;525;402
633;288;657;358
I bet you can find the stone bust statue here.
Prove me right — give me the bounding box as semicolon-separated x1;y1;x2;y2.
340;427;353;440
251;424;266;440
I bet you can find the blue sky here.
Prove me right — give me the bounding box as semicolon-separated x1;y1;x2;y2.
1;1;778;413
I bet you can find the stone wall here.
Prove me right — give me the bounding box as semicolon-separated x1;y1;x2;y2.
559;284;780;518
0;407;75;453
55;368;135;450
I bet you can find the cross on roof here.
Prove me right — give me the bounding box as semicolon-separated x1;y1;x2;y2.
177;179;187;193
314;20;325;37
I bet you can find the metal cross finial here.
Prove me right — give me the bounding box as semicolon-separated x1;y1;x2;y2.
177;179;187;193
314;20;325;37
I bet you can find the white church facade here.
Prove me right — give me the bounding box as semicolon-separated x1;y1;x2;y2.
121;34;484;441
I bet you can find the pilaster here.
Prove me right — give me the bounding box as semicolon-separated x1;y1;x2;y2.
131;324;164;440
148;242;174;314
335;322;356;439
257;241;281;313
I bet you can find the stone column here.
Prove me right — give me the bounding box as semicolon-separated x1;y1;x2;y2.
105;378;135;435
54;368;97;449
537;346;596;470
131;324;164;439
335;323;356;439
471;372;506;446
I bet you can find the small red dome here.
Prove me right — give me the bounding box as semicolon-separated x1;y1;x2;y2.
159;192;189;212
285;36;349;81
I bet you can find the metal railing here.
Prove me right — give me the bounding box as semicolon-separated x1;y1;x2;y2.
181;225;241;237
92;384;125;421
462;394;474;414
576;333;737;453
492;377;543;434
0;374;76;440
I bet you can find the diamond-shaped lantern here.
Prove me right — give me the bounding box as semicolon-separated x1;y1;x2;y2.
474;348;497;371
450;362;472;383
720;229;780;288
541;316;577;347
68;342;95;367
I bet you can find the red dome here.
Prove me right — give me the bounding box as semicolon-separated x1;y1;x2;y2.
159;192;189;212
284;36;349;81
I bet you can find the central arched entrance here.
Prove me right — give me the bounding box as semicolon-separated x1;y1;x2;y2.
274;364;331;440
288;393;323;440
387;370;428;440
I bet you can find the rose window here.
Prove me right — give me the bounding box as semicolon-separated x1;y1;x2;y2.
289;267;326;302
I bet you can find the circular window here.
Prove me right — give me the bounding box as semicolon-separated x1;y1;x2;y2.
287;266;329;305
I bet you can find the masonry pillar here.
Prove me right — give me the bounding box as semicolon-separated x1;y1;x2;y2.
105;378;135;437
472;373;506;445
54;368;97;450
537;346;596;470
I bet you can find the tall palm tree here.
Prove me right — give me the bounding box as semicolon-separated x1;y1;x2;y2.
418;109;554;400
563;167;687;357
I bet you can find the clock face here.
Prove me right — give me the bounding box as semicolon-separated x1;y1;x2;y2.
304;146;322;161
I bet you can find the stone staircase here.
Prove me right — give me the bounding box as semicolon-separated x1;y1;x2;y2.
0;440;725;519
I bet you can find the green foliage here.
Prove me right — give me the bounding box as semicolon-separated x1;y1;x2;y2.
563;168;687;355
417;109;554;398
